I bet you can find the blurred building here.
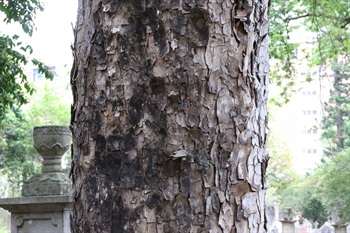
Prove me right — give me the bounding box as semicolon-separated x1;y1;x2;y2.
280;71;331;174
26;63;72;105
270;29;333;174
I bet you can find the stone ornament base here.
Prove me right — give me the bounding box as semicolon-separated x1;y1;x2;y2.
0;195;72;233
22;172;72;197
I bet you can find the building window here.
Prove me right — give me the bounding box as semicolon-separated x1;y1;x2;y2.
303;149;318;154
302;90;317;96
33;68;44;82
302;129;318;134
302;110;318;115
294;48;298;57
33;66;56;82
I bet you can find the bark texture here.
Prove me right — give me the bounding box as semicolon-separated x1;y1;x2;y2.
71;0;270;232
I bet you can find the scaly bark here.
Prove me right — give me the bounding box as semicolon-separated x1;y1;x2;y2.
71;0;270;232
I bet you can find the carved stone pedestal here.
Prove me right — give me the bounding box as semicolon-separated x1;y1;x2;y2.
22;172;72;197
280;207;296;233
0;126;72;233
333;222;348;233
0;195;72;233
280;219;296;233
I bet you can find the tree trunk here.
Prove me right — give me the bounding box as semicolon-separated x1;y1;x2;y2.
333;60;345;150
71;1;270;232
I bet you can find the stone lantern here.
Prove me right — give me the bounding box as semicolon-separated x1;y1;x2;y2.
280;207;297;233
0;126;73;233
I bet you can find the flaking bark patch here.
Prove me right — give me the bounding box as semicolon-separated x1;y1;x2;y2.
189;8;210;46
150;77;166;95
128;93;144;125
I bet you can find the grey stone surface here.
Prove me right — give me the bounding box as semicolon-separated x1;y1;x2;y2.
33;125;71;173
22;172;72;196
0;195;72;233
280;220;296;233
0;195;72;212
320;222;335;233
0;126;73;233
13;212;63;233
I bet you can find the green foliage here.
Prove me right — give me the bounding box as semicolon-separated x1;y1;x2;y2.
266;132;298;203
269;0;299;105
302;198;328;224
270;1;350;223
0;34;53;122
0;83;70;196
0;34;32;121
266;104;299;204
0;108;41;196
0;0;53;122
0;0;44;36
25;84;70;126
265;186;279;205
302;1;350;65
269;0;350;104
316;149;350;221
321;62;350;156
281;149;350;223
279;62;350;223
280;173;328;223
0;222;9;233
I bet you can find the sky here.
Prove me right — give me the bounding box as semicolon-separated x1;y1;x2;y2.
2;0;78;66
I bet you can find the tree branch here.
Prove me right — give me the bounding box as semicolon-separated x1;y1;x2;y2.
341;18;350;29
286;14;349;24
286;14;314;21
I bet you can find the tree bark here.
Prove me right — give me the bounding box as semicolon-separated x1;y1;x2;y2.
71;0;270;232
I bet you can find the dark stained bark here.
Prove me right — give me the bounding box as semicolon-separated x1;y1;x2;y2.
71;0;270;232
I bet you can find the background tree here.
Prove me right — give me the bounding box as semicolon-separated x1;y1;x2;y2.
280;148;350;224
0;84;70;196
321;62;350;156
0;217;8;233
280;173;327;224
25;84;71;126
316;149;350;221
268;0;350;224
71;0;270;232
266;133;297;203
269;0;350;103
0;0;53;121
317;61;350;222
0;108;39;196
265;103;298;204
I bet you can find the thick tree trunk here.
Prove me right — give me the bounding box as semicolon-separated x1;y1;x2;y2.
71;0;270;232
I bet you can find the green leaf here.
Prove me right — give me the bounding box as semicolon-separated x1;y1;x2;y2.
0;0;45;36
